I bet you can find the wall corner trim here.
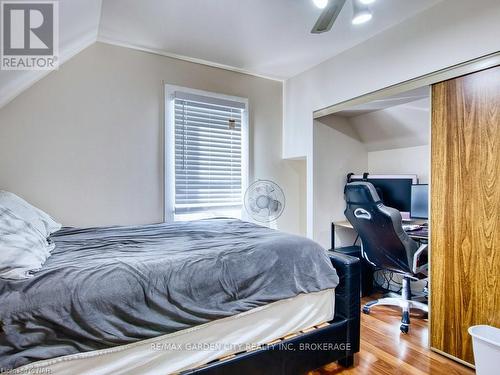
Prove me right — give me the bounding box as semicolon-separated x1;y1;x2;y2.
96;36;285;83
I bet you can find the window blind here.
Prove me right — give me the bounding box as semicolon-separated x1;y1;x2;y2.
174;93;244;215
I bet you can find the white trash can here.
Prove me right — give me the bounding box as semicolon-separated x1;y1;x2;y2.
468;325;500;375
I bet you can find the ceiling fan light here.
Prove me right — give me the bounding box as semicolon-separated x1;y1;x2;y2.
352;1;373;25
313;0;329;9
352;11;372;24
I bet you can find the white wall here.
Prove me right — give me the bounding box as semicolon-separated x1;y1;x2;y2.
368;145;430;184
0;42;305;235
313;118;367;248
284;0;500;237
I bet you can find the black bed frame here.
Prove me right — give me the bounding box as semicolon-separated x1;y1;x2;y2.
185;252;361;375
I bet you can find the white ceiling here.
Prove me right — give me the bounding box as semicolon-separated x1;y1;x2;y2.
0;0;443;108
99;0;442;79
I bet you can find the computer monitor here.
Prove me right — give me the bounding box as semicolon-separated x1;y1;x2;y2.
411;184;429;219
349;174;417;213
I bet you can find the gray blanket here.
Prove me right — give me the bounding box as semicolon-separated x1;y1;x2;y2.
0;219;338;369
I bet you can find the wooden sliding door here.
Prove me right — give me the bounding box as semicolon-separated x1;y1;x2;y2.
430;65;500;365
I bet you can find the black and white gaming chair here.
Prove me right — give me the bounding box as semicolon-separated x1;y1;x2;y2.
344;182;428;334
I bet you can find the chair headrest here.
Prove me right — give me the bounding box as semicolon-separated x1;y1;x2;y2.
344;182;381;205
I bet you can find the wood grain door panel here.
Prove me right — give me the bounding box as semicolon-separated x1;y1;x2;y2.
430;65;500;365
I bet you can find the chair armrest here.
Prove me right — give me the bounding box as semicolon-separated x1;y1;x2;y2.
412;243;428;275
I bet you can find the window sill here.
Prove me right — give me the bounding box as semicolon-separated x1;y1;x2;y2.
173;210;242;222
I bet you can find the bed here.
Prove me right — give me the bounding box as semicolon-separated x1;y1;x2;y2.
0;218;360;374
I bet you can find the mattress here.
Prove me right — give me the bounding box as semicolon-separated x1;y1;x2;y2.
1;219;339;369
15;288;335;375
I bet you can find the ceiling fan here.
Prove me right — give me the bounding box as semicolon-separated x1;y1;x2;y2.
311;0;375;34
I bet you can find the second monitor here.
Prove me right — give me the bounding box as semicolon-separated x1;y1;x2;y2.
411;184;429;220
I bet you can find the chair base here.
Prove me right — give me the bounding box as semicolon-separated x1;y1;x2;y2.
362;278;428;334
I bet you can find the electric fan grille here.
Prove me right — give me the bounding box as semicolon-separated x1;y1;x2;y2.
244;180;285;223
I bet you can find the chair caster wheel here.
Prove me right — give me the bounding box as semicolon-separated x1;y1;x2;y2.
362;306;370;314
400;324;409;334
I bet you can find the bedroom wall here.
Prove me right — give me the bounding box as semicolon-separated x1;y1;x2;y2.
313;117;367;249
0;42;306;235
368;146;430;184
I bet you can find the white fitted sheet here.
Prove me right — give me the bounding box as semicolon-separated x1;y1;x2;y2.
17;288;335;375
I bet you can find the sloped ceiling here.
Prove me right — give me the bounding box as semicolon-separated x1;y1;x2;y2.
334;87;430;117
319;96;431;151
0;0;443;109
0;0;102;108
349;97;430;151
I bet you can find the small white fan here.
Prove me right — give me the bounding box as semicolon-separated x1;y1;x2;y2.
244;180;285;223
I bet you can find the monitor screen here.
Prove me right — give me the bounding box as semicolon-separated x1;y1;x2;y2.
349;176;414;213
411;184;429;219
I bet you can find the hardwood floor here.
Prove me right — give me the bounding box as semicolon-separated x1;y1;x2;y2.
310;295;475;375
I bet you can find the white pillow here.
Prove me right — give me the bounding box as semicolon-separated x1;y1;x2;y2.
0;207;55;280
0;191;61;238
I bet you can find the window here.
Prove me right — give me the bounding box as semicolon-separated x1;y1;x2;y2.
165;85;248;221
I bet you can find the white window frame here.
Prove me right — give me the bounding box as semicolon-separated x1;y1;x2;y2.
164;84;249;222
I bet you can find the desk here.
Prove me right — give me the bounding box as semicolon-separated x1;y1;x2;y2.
331;220;428;249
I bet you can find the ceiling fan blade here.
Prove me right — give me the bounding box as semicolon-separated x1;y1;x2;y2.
311;0;347;34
